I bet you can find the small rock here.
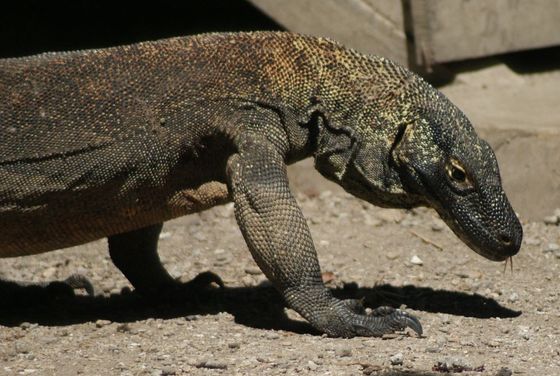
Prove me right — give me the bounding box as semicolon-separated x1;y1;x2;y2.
389;352;403;366
244;266;262;275
307;360;318;371
381;333;399;340
431;220;445;232
42;266;58;279
436;356;471;370
386;252;399;260
265;332;280;340
19;322;33;330
508;292;519;303
39;336;57;345
161;368;176;376
440;314;451;324
517;326;531;340
543;215;559;225
227;342;240;349
495;367;513;376
95;319;111;328
543;243;560;253
336;347;352;357
116;323;131;333
410;255;423;265
425;347;441;353
158;231;172;240
15;342;31;354
195;360;228;369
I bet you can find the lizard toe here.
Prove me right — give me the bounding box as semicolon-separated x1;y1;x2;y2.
318;299;423;338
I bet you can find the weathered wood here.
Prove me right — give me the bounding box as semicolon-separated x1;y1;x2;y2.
248;0;408;65
251;0;560;69
408;0;560;66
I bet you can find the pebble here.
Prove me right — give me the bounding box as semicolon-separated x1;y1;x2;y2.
389;352;403;365
15;341;31;354
543;215;559;225
265;332;280;340
425;347;441;353
386;252;399;260
335;347;352;357
244;266;262;275
227;342;240;349
195;360;228;369
431;220;445;232
42;266;58;279
508;292;519;303
410;255;423;265
160;368;176;376
543;243;560;253
116;323;132;333
95;319;112;328
19;322;33;330
307;360;318;371
436;356;470;370
495;367;513;376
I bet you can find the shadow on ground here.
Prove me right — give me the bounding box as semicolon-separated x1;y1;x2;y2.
0;277;520;333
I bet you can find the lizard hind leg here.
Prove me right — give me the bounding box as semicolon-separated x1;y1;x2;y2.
108;223;223;298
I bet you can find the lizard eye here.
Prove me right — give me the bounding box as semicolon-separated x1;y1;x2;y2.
446;159;467;183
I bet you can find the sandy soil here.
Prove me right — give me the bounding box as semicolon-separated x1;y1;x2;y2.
1;162;559;375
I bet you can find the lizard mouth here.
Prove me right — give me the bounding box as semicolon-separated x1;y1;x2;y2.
433;205;521;262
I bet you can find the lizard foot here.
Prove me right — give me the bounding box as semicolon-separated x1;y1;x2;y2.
315;298;422;338
29;273;96;299
137;271;224;300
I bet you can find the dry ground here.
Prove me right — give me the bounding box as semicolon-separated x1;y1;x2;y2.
1;169;559;374
2;52;560;376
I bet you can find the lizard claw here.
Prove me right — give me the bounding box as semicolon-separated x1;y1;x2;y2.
315;299;423;337
188;271;224;289
63;273;96;296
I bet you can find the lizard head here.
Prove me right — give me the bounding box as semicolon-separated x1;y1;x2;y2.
313;55;521;262
388;88;523;261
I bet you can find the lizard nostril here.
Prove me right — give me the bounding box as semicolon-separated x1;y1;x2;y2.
499;233;512;246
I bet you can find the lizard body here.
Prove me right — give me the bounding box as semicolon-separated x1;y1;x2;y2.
0;32;522;337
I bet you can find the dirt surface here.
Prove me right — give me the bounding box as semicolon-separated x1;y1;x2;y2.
2;47;560;375
1;161;559;375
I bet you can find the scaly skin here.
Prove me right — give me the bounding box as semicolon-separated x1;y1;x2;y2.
0;32;522;337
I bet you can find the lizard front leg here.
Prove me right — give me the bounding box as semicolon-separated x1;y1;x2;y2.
226;133;422;337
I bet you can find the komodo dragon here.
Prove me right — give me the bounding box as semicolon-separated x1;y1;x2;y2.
0;32;522;337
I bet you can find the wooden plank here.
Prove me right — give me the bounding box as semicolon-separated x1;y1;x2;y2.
248;0;408;65
409;0;560;65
